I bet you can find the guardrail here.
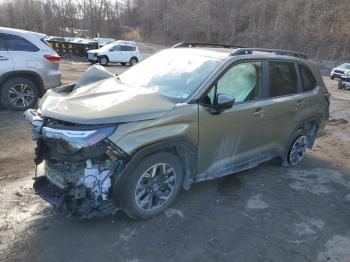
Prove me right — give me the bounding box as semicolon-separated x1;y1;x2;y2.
47;40;98;57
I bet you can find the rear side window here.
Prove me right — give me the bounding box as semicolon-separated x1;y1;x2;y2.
6;34;39;52
268;61;298;97
121;45;136;51
299;64;316;91
0;34;6;51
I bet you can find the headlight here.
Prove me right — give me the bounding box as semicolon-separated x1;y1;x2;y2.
42;125;116;149
346;71;350;76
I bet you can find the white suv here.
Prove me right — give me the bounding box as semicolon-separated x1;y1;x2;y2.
87;41;142;66
0;27;61;110
330;63;350;79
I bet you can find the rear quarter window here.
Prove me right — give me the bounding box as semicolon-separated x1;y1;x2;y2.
299;64;316;91
268;61;298;97
6;34;39;52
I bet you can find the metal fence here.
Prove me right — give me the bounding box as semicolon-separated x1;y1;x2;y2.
47;41;98;57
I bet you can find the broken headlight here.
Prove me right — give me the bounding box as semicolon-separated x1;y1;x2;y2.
42;125;116;154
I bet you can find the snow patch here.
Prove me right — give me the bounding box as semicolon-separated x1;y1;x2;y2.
294;218;324;237
246;194;269;210
288;168;350;194
164;208;184;218
318;235;350;262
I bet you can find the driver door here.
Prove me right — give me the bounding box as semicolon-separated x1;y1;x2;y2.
108;45;122;62
196;61;272;181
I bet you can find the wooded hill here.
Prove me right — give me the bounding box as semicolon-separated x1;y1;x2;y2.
0;0;349;60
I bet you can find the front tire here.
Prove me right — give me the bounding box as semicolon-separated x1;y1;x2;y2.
120;152;183;220
98;55;109;66
0;77;39;111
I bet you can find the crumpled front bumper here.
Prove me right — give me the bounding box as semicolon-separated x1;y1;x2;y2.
33;176;66;208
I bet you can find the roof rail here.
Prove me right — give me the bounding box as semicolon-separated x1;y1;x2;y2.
230;48;307;59
172;42;244;49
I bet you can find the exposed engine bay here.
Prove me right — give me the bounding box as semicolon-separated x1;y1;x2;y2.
24;108;127;219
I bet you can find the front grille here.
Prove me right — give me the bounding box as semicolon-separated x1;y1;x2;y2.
334;70;344;74
88;53;97;60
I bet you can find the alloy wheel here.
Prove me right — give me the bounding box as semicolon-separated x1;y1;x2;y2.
100;57;108;65
288;135;308;165
130;58;137;66
135;163;176;211
8;83;35;108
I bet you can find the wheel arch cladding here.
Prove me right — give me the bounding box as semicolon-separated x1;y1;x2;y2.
0;71;45;96
112;138;197;207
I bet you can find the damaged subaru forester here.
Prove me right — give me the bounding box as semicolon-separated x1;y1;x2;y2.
24;43;330;219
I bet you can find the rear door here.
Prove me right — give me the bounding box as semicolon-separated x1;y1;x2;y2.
261;60;304;152
120;45;134;62
0;33;14;76
5;33;41;72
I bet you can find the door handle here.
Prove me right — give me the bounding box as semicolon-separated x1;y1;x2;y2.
253;108;265;117
0;56;9;61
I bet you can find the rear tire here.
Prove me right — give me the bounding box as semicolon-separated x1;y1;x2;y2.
280;129;308;167
129;57;138;66
120;152;183;220
0;77;39;111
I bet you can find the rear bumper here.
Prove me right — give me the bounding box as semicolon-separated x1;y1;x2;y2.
44;70;61;89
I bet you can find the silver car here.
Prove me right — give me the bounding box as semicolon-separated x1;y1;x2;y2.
0;27;61;110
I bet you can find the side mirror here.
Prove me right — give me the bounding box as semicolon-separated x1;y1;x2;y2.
216;94;235;110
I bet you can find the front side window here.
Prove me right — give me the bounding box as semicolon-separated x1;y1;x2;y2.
111;45;121;51
299;64;316;92
207;62;262;104
268;61;298;97
6;34;39;52
0;34;6;51
119;49;222;101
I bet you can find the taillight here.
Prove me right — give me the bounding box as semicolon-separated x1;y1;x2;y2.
44;54;60;63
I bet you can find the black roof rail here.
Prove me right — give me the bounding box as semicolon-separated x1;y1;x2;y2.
172;42;244;49
230;48;307;59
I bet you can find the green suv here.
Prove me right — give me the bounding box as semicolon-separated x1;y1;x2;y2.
24;43;330;219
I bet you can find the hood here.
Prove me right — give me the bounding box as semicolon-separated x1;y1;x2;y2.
87;49;100;54
334;67;350;73
40;77;176;125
